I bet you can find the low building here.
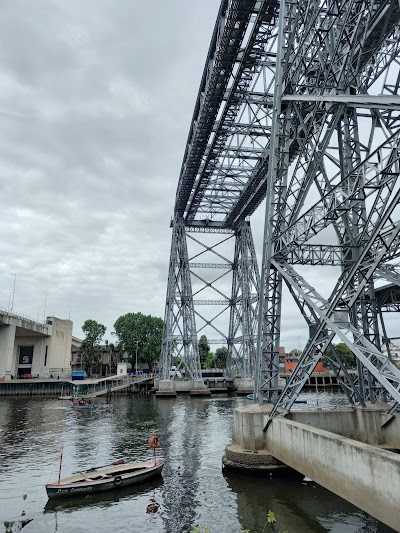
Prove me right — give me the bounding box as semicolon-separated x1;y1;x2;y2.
71;343;121;377
284;355;326;374
0;313;73;381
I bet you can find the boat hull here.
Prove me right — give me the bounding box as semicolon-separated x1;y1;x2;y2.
70;404;94;410
46;461;164;498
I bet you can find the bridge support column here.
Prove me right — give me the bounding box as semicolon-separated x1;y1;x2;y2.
190;379;210;396
0;324;16;380
225;403;400;530
223;404;288;473
234;378;254;395
156;379;177;397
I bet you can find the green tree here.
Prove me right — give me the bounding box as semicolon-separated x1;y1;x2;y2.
204;352;215;369
323;342;356;368
113;312;163;371
198;335;210;367
290;348;300;355
105;340;119;375
214;346;228;368
80;319;106;375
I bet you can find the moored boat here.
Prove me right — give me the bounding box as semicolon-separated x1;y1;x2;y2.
46;434;163;499
70;399;94;410
46;459;164;498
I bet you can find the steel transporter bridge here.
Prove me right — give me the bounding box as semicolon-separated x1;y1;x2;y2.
161;0;400;414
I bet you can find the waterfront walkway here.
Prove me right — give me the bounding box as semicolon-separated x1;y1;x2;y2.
59;373;154;399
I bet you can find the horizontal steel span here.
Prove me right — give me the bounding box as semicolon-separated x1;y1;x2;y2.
174;0;400;229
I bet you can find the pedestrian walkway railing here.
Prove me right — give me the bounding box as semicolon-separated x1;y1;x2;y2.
59;373;155;399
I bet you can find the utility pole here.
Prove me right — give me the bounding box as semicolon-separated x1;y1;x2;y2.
135;340;139;376
10;274;16;313
43;291;47;322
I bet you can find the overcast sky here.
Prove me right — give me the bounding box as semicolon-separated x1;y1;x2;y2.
0;0;221;337
0;0;397;352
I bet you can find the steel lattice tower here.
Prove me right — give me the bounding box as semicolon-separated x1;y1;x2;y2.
162;0;400;412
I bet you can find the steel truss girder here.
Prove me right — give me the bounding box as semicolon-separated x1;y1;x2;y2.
226;221;260;378
161;217;202;380
162;219;260;380
174;0;400;227
284;279;363;406
269;183;400;414
274;124;400;255
167;0;400;406
224;3;400;227
185;1;280;221
175;0;260;217
252;0;400;414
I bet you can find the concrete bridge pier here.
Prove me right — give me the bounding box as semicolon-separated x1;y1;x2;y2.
234;378;254;395
223;403;400;531
0;324;16;379
155;379;211;397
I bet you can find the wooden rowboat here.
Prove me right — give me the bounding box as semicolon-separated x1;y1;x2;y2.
46;459;164;498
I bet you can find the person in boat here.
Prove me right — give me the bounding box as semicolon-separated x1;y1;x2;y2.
78;398;84;405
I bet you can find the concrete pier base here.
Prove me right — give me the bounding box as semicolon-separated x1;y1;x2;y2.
155;380;176;397
234;378;254;395
222;443;288;473
190;379;211;396
227;402;400;531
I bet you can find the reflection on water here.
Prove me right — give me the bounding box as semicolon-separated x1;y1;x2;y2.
0;393;394;533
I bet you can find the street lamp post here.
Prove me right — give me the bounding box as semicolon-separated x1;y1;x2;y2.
66;306;71;320
10;274;16;313
135;341;139;376
43;291;47;322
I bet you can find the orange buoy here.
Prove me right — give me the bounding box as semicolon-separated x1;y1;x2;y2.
148;435;160;449
148;434;160;465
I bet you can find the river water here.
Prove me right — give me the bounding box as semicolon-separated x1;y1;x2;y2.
0;392;395;533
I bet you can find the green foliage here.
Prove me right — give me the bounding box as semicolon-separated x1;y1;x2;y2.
323;342;356;368
113;312;163;371
105;340;119;374
198;335;210;367
190;511;288;533
204;352;215;369
290;348;300;355
80;319;106;373
214;346;228;368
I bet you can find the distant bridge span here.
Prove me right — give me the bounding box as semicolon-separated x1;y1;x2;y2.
161;0;400;413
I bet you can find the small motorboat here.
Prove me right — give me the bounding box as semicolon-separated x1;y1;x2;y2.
46;435;163;499
46;458;164;498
